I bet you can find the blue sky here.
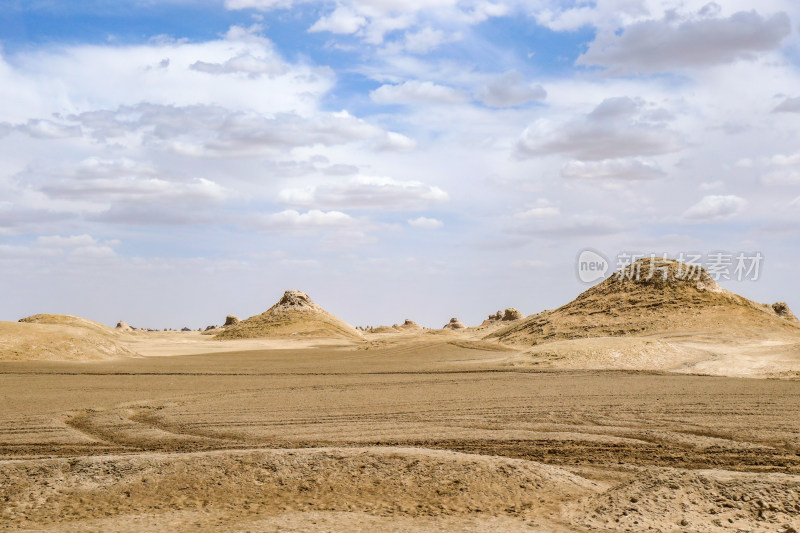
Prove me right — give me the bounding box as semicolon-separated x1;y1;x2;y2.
1;0;800;329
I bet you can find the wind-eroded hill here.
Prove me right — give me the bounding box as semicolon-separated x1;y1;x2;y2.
216;290;363;341
492;257;800;346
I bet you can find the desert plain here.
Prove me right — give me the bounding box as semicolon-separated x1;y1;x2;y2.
1;258;799;532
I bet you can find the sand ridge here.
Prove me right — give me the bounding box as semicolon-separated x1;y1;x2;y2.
0;314;139;361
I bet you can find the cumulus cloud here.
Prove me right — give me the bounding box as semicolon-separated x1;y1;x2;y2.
516;97;680;161
309;6;367;34
773;96;800;113
10;157;232;228
683;195;747;222
190;52;286;76
0;25;333;123
224;0;292;9
44;176;228;203
278;175;448;211
402;27;461;54
232;0;504;47
699;180;724;191
586;96;642;120
408;216;443;228
34;157;229;205
514;200;560;219
68;104;390;157
0;202;73;235
16;119;82;139
560;158;665;181
1;234;119;263
578;10;792;73
255;209;357;231
738;151;800;185
476;71;546;108
370;80;468;105
373;131;417;151
762;170;800;185
35;234;98;248
514;214;624;238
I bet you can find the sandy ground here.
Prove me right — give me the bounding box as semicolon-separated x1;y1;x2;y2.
1;334;800;531
125;331;358;356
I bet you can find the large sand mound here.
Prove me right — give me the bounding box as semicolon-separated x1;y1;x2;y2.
1;314;138;361
0;447;595;530
493;257;800;346
216;290;363;341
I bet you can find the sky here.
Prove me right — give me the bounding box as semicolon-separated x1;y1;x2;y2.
1;0;799;330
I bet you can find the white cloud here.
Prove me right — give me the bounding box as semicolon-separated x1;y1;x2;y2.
476;71;546;108
516;97;680;161
773;96;800;113
231;0;504;47
1;234;119;264
66;104;389;157
402;27;461;54
0;25;333;123
586;96;642;120
561;158;665;181
578;10;792;73
224;0;291;8
683;195;748;222
30;157;229;204
278;175;448;210
373;131;418;151
408;216;443;228
69;245;118;260
255;209;357;230
8;157;232;228
513;214;624;238
371;80;468;105
309;6;367;34
762;170;800;185
16;119;82;139
699;180;724;190
769;153;800;167
43;176;228;203
514;201;560;219
744;151;800;185
190;52;286;76
35;234;98;248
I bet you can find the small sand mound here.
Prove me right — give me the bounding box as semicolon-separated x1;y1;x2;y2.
2;314;137;361
493;257;800;345
369;325;396;334
115;321;134;332
217;290;362;341
223;315;240;327
571;468;800;532
399;319;422;330
443;318;466;330
502;308;524;321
